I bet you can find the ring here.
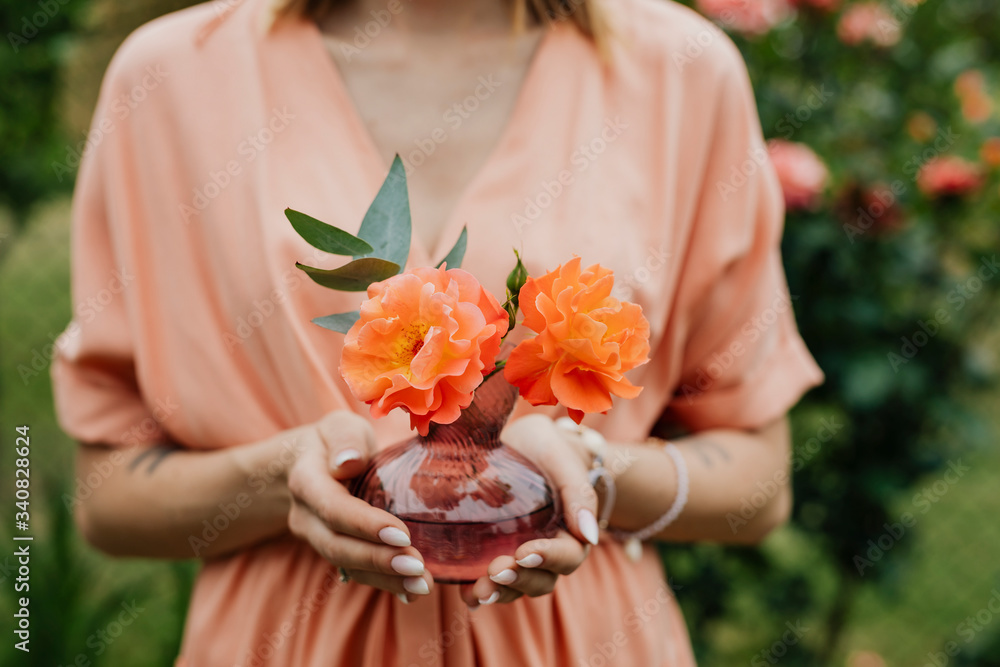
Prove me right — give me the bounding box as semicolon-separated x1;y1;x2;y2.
337;567;351;584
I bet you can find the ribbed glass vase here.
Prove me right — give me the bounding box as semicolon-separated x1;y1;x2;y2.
350;371;561;583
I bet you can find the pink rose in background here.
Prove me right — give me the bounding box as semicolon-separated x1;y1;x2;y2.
768;139;830;211
696;0;793;36
837;3;901;47
916;156;985;199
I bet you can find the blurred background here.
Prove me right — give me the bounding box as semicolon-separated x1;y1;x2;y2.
1;0;998;665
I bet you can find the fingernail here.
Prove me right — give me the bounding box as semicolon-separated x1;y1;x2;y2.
490;569;517;585
403;577;430;595
396;593;410;605
391;555;425;577
334;448;362;468
378;527;411;547
478;590;500;605
578;508;600;546
555;416;578;432
581;428;606;449
516;553;543;568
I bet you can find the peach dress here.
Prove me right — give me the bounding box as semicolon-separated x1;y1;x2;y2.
52;0;824;664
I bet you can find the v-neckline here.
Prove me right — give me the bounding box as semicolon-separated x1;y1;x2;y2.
299;17;559;265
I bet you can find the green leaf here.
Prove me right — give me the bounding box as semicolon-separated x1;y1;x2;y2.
354;155;411;270
436;226;468;269
312;311;360;333
284;208;373;256
505;249;528;297
504;297;517;330
296;258;400;291
503;249;528;324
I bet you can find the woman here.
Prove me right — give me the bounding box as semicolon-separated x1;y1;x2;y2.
53;0;824;663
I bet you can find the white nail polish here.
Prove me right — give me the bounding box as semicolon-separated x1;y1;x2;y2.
378;526;411;547
334;448;362;467
478;591;500;605
555;416;578;432
578;508;600;546
396;593;410;605
489;569;517;585
516;553;543;568
391;555;425;577
581;428;606;449
403;577;430;595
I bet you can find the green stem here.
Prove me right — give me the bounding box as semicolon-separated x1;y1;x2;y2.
484;359;507;381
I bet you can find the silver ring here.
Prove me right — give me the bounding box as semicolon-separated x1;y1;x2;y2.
337;567;351;584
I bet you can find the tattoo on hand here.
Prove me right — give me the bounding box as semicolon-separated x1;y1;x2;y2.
691;439;731;468
129;444;178;474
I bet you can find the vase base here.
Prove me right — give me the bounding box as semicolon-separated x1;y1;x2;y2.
402;504;560;584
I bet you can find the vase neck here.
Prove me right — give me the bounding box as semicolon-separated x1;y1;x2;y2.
421;371;518;447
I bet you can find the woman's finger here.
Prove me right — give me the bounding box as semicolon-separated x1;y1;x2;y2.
513;530;589;576
487;551;559;598
313;411;378;480
288;504;426;577
527;421;600;547
344;568;434;602
287;451;412;547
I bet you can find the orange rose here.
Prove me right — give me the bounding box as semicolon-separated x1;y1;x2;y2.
504;257;650;423
341;266;508;436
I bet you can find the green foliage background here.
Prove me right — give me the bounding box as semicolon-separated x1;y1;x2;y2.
0;0;997;665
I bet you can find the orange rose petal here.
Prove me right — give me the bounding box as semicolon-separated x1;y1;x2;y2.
504;338;557;406
550;361;615;414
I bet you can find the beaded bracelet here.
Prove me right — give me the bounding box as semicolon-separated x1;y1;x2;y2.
555;418;689;563
609;440;689;562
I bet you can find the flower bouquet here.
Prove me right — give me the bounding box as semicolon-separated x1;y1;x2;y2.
287;157;651;582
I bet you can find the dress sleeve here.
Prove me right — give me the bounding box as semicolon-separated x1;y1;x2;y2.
663;42;824;432
50;60;166;448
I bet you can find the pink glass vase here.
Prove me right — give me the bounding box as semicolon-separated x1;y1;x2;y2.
350;371;561;583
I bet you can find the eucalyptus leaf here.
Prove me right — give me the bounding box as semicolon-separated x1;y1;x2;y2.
312;311;361;333
354;155;411;271
284;208;373;256
296;258;400;291
436;226;468;269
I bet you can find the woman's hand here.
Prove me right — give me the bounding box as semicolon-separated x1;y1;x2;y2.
285;411;435;603
460;414;599;609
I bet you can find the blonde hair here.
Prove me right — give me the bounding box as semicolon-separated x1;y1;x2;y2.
276;0;609;46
